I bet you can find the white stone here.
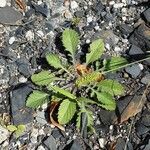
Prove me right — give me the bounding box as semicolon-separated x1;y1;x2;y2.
86;39;90;44
114;3;124;8
114;46;121;52
9;37;15;45
37;30;44;37
70;1;78;9
25;30;34;41
0;0;7;7
94;25;100;30
88;2;92;6
0;125;9;144
87;16;93;23
138;63;144;70
109;1;115;5
105;43;110;50
122;16;127;21
98;138;106;148
37;145;45;150
18;76;27;83
37;1;43;5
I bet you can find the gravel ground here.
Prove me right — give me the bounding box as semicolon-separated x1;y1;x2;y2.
0;0;150;149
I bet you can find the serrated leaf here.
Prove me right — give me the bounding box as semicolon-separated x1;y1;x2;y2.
7;125;17;132
31;71;56;86
58;99;76;124
97;79;125;96
76;110;93;129
104;56;128;71
86;39;104;65
26;90;49;108
15;125;25;138
46;53;63;69
95;91;116;110
62;29;79;59
48;85;76;99
76;71;103;87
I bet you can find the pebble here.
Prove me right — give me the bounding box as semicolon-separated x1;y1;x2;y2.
98;138;106;148
37;30;44;37
18;76;27;83
37;145;45;150
0;0;7;8
87;16;93;23
113;3;124;9
70;1;78;9
25;30;34;41
143;8;150;23
9;37;16;45
0;125;9;144
114;46;121;52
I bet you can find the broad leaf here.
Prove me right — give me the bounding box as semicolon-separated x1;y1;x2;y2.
76;71;103;87
58;99;76;124
26;90;49;108
95;91;116;110
62;29;79;59
31;71;56;86
46;53;63;69
7;125;17;132
104;56;128;71
86;39;104;65
97;79;125;96
15;125;25;138
48;85;76;99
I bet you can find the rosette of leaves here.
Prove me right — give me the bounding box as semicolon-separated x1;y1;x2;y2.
26;29;127;132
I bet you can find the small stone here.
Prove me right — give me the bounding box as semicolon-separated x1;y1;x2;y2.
109;1;115;5
128;45;144;56
43;136;57;150
141;74;150;84
9;37;16;45
37;145;45;150
37;30;44;37
25;30;34;41
87;16;93;23
18;76;27;83
98;138;106;148
0;125;9;144
70;1;78;9
114;46;121;52
113;3;124;8
0;0;7;7
36;111;47;125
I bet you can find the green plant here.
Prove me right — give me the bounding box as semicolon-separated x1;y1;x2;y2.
26;29;127;132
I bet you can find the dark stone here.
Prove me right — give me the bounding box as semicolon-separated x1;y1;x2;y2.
129;24;150;51
116;138;133;150
43;136;57;150
32;3;50;17
10;83;34;125
51;129;63;139
0;6;23;25
119;24;134;36
143;8;150;23
128;45;144;56
16;58;31;77
136;122;149;136
125;64;141;78
25;8;35;18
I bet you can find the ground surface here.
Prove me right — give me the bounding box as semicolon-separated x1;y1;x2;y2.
0;0;150;149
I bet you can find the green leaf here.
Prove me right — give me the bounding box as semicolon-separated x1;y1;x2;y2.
104;56;128;71
26;90;49;108
62;29;79;59
95;91;116;110
31;71;56;86
46;53;63;69
7;125;17;132
48;85;76;99
76;71;103;87
58;99;76;124
86;39;104;65
15;125;25;138
97;79;125;96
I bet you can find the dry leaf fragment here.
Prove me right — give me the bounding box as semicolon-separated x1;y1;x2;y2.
49;101;65;131
75;64;92;76
16;0;26;12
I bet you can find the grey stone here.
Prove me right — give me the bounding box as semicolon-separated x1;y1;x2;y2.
143;8;150;23
0;6;23;24
141;74;150;84
43;136;57;150
0;125;9;144
120;24;134;36
125;64;141;78
36;111;47;125
128;45;144;56
10;84;34;125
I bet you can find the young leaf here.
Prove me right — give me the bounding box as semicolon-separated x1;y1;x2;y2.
7;125;17;132
97;79;125;96
76;71;103;87
104;56;128;71
48;85;76;99
58;99;76;124
86;39;104;65
26;90;49;108
46;53;63;69
15;125;25;138
31;71;56;86
94;91;116;110
62;29;79;59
